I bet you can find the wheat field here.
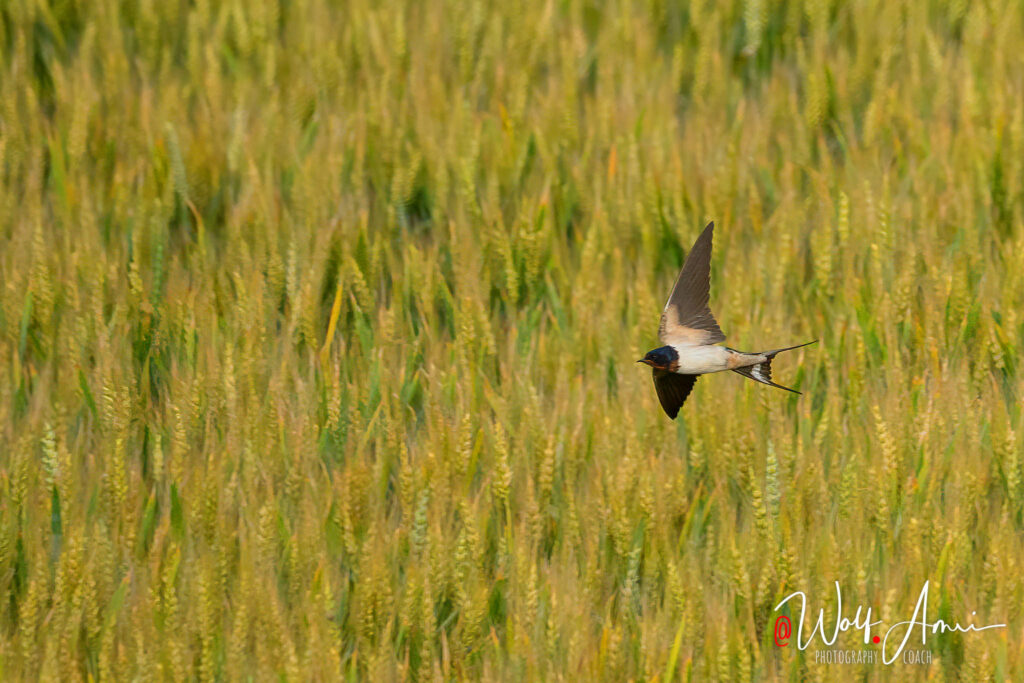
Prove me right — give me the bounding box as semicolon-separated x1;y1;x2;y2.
1;0;1023;680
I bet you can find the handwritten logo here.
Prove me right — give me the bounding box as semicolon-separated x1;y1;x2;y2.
773;580;1004;665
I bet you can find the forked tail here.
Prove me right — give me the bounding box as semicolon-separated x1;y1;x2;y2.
731;340;818;394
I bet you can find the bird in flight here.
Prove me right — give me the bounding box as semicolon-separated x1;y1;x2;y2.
638;222;816;419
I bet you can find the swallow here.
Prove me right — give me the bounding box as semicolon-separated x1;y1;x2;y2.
638;221;817;419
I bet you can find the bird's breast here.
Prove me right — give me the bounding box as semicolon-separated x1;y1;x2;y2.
671;344;733;374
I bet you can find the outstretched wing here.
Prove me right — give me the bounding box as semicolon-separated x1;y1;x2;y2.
658;221;726;346
653;370;699;419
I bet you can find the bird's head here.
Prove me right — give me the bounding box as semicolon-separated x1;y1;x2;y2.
637;346;678;371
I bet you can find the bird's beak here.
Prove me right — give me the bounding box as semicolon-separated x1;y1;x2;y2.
637;358;650;366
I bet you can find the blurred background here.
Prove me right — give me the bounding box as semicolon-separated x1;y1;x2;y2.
1;0;1022;680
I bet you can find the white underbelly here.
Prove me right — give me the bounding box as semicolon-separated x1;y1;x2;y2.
673;344;732;374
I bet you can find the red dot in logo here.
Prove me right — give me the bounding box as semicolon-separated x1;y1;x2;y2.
773;616;791;647
873;636;880;644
